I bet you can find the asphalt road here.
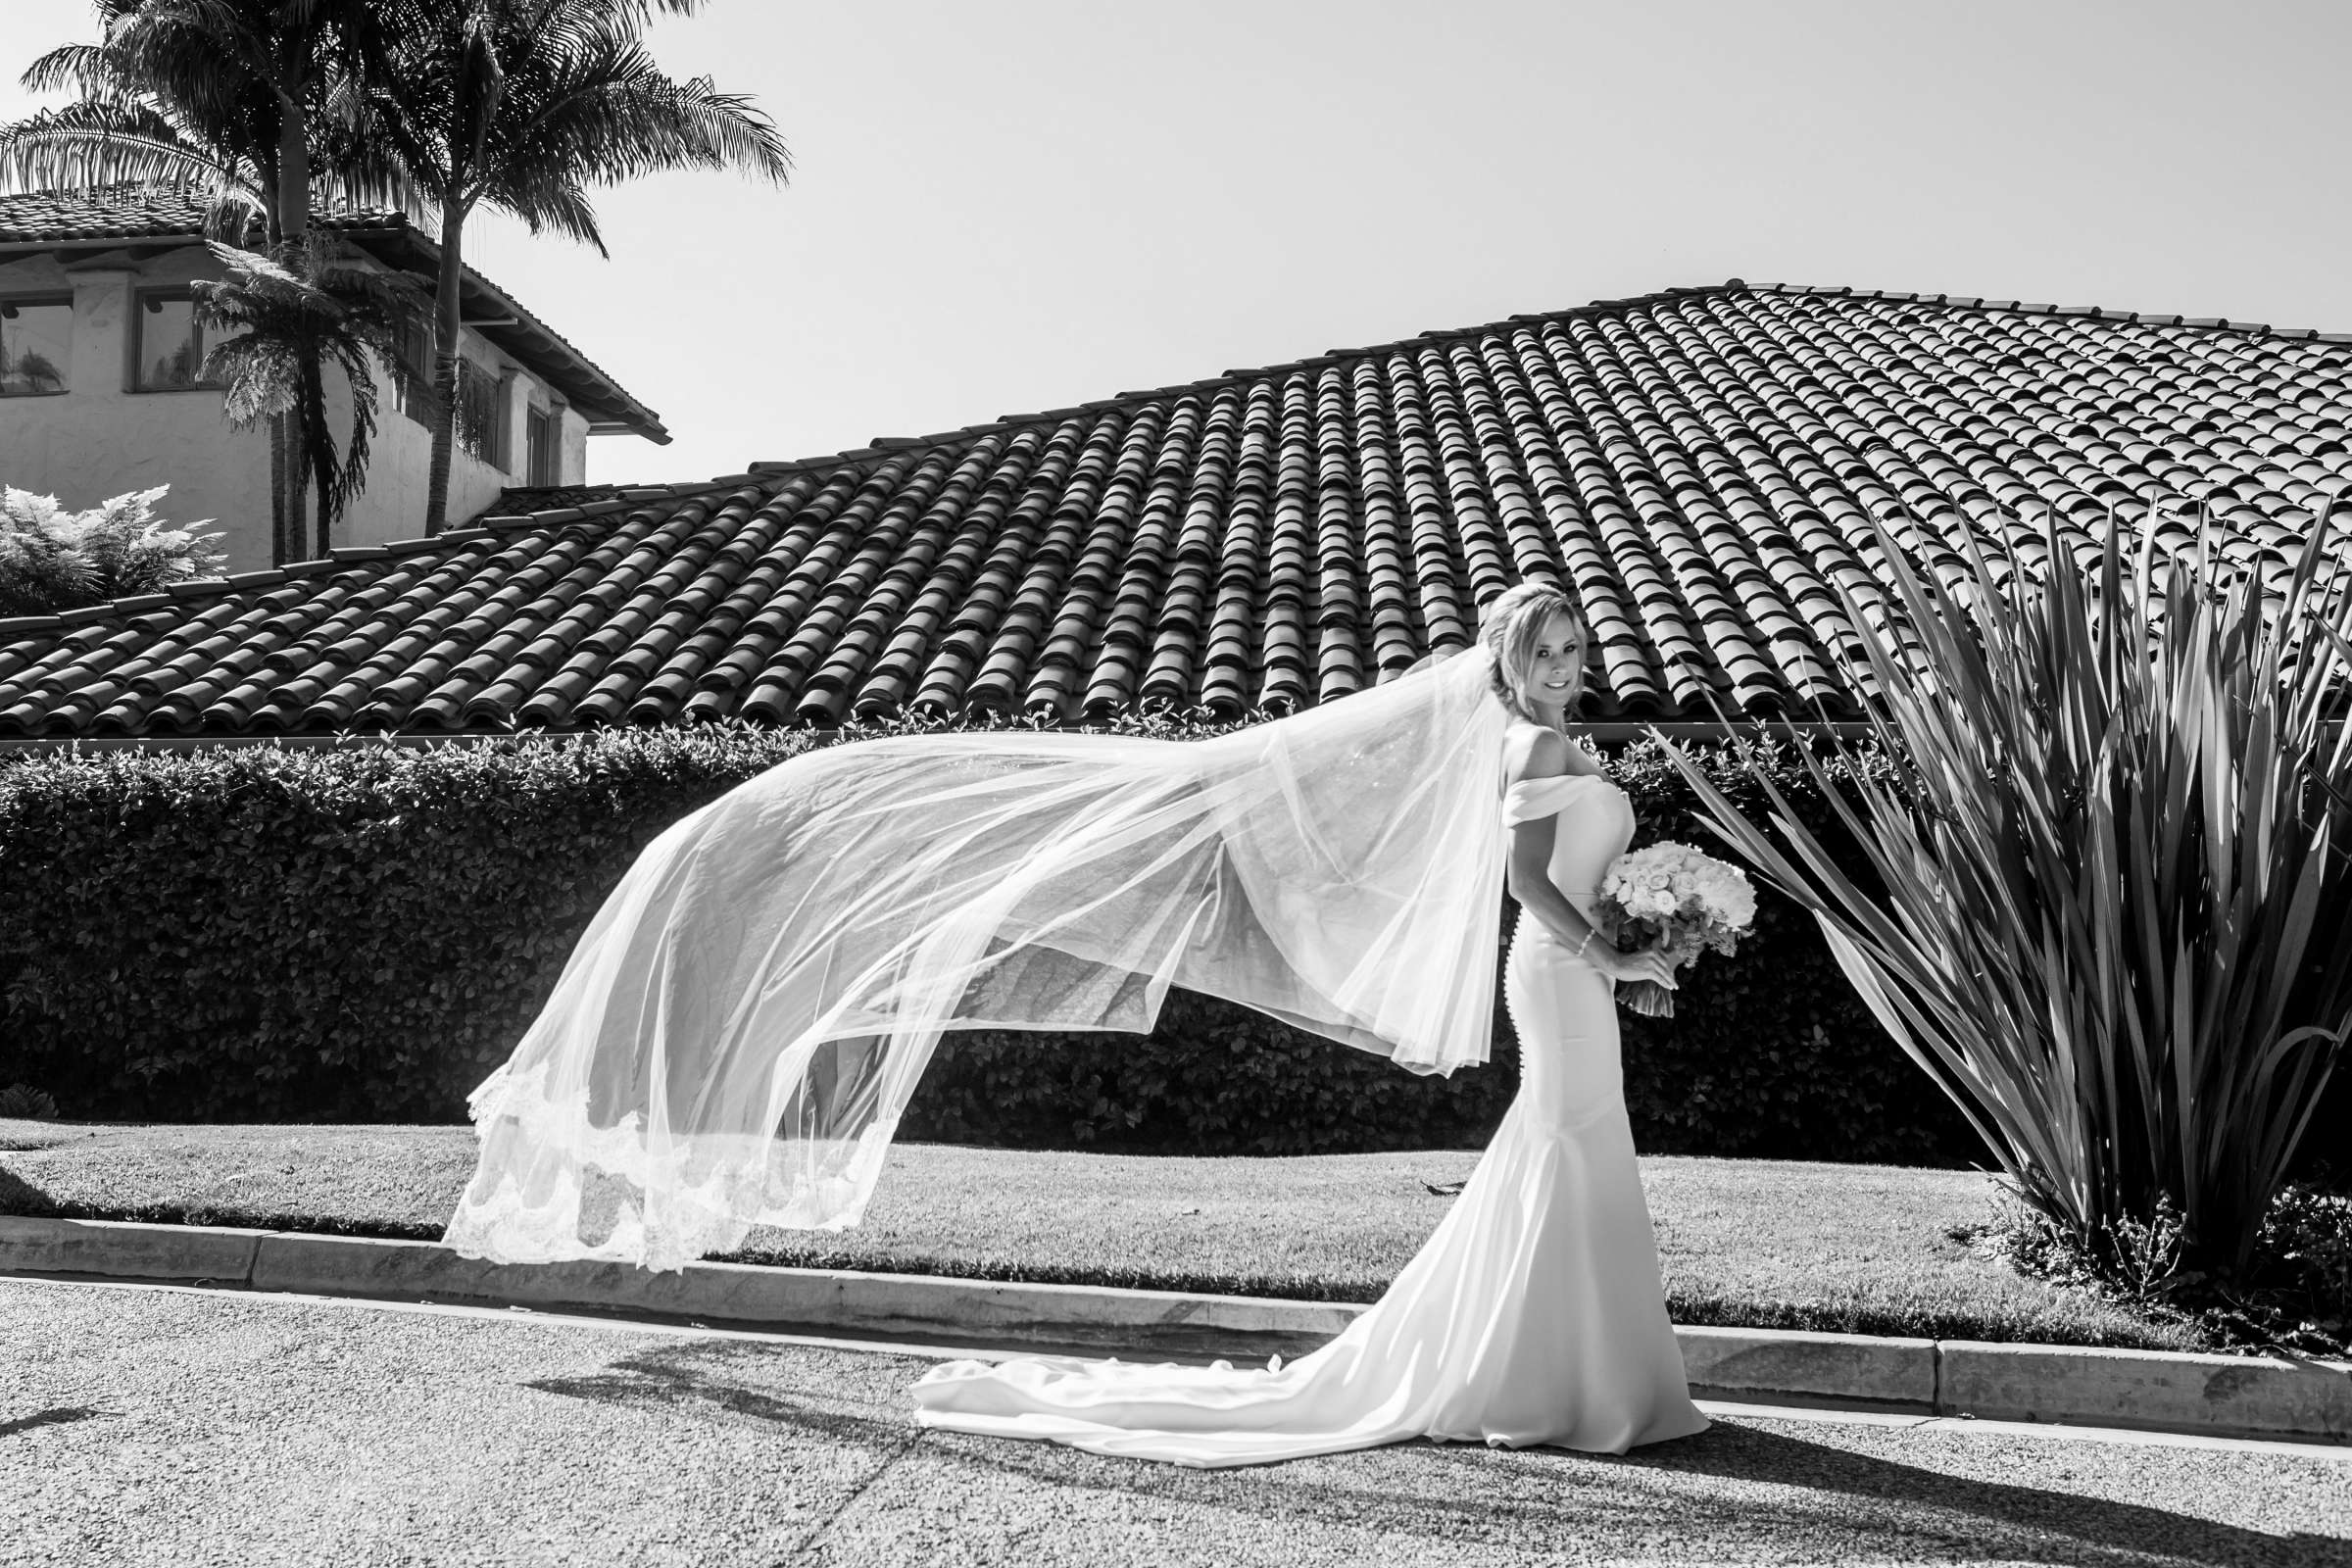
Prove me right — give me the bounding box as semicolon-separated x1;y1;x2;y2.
3;1277;2347;1568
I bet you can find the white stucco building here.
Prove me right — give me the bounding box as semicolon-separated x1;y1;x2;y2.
0;190;667;572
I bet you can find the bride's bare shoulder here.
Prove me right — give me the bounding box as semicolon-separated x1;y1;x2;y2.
1501;722;1571;785
1502;722;1605;785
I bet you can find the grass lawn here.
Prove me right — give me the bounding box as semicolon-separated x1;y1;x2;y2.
0;1117;2207;1354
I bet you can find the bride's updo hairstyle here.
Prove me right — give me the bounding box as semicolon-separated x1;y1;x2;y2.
1478;580;1587;728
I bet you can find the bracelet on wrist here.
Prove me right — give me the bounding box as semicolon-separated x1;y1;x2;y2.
1571;928;1593;958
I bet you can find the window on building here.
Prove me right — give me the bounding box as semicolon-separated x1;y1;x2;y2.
383;333;514;469
525;404;560;484
0;296;72;396
451;358;507;468
135;291;216;390
388;318;436;425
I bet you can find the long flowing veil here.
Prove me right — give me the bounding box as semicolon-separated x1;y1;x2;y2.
445;646;1511;1271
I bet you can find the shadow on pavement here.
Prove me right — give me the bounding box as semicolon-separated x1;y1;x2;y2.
0;1406;110;1440
525;1339;2337;1567
527;1353;882;1447
1621;1420;2333;1567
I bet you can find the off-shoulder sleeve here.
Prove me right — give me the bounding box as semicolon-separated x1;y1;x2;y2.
1501;774;1598;826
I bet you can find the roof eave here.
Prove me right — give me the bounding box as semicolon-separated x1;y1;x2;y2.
0;219;669;445
336;225;667;444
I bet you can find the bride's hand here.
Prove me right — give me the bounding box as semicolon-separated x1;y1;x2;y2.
1588;937;1678;990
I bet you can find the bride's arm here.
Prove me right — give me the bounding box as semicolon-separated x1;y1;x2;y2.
1503;728;1677;989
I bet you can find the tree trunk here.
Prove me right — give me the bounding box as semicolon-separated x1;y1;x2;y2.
275;95;310;243
286;414;310;561
304;348;334;559
269;413;291;567
421;201;466;536
276;70;319;555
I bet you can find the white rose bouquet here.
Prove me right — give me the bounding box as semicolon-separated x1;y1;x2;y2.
1592;842;1757;1017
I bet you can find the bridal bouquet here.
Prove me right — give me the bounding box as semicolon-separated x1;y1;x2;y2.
1592;842;1757;1017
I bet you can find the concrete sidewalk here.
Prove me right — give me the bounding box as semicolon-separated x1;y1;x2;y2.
16;1276;2350;1568
6;1212;2347;1447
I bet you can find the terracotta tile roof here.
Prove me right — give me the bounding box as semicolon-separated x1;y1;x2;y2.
0;187;408;244
0;188;663;441
4;281;2350;739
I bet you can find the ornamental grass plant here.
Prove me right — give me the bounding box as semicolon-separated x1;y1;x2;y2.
1665;503;2352;1282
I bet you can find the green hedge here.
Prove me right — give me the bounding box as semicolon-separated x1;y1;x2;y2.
0;717;1976;1163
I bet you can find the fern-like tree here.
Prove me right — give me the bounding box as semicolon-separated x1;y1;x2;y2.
362;0;789;534
0;0;410;563
1664;505;2352;1279
192;238;425;559
0;484;226;615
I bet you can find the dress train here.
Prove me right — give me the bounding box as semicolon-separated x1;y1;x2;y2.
908;774;1708;1467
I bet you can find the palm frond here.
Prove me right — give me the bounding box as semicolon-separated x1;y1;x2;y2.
0;109;257;212
18;42;118;98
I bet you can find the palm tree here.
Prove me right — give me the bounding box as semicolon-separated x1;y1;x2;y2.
365;0;789;534
0;0;410;563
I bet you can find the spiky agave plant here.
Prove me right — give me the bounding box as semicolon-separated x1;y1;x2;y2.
1661;502;2352;1277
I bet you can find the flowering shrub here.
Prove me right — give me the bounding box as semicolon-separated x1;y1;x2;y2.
0;720;1991;1161
2263;1186;2352;1325
0;1084;59;1119
1978;1179;2351;1356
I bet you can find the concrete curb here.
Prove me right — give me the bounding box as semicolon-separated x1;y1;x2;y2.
1675;1323;1937;1410
1938;1339;2352;1443
0;1213;270;1281
246;1230;1361;1355
6;1215;2347;1446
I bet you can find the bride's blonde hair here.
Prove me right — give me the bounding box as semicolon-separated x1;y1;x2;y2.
1478;581;1588;727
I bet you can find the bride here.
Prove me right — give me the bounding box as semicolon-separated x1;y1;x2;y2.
443;581;1708;1467
908;583;1708;1463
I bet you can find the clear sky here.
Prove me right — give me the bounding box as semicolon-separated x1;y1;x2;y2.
6;0;2351;488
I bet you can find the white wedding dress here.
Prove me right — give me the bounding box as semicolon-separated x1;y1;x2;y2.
908;771;1710;1467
